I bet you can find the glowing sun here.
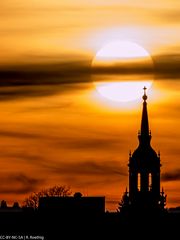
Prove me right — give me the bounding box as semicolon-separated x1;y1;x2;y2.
92;41;154;102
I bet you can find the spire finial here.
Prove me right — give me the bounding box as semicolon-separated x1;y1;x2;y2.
142;86;147;101
139;86;151;144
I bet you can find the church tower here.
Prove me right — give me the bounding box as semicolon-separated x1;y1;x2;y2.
121;87;166;212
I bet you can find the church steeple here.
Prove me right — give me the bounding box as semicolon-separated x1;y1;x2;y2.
123;87;167;212
138;87;151;145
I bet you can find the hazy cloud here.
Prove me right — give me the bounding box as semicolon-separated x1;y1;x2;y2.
0;128;128;150
49;160;127;188
54;136;127;150
0;60;91;86
158;9;180;23
0;173;44;194
0;130;42;139
0;86;61;101
162;169;180;182
0;53;179;90
50;161;127;176
0;60;92;101
153;54;180;79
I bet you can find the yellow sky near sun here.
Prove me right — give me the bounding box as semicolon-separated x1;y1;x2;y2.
1;0;180;63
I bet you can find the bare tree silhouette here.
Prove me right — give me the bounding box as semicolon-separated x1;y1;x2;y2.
13;202;20;208
23;185;72;209
1;200;7;208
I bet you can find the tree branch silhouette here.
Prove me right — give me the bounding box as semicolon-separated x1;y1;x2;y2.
23;185;72;209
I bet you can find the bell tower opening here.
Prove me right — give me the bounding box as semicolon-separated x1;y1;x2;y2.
138;173;141;191
148;173;152;191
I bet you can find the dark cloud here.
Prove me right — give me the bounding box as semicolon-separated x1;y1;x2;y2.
0;53;179;101
43;160;127;186
20;102;73;113
0;60;92;101
0;173;44;194
0;160;127;194
167;197;180;205
93;53;180;78
45;161;127;177
0;128;128;150
0;129;42;139
0;53;180;85
0;60;92;86
22;158;126;188
162;169;180;182
0;151;43;163
153;54;180;79
0;86;61;101
54;136;127;150
64;177;122;188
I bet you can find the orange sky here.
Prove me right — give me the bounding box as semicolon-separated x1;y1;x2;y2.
0;0;179;211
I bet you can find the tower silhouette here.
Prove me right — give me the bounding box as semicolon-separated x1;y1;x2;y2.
120;88;166;212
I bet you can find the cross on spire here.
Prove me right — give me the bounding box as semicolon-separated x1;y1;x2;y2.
143;86;147;95
142;86;147;101
140;86;150;142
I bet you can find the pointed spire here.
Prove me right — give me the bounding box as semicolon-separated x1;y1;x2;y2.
142;86;148;101
138;87;151;145
141;86;149;135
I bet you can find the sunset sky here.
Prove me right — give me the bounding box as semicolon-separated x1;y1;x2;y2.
0;0;179;211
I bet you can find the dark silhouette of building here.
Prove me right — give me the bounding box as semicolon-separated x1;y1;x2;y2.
120;87;166;212
38;192;105;216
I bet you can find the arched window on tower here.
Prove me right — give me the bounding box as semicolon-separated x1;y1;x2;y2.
138;173;141;191
148;173;152;191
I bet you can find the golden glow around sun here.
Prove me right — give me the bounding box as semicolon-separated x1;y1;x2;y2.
95;81;152;102
95;41;150;59
92;41;153;103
